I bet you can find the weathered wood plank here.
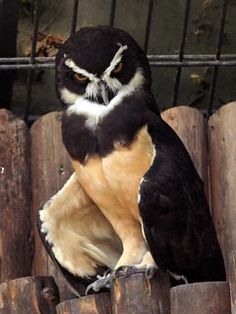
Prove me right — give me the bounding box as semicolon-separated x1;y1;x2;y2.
170;282;231;314
228;250;236;314
161;106;208;190
56;293;111;314
0;109;32;281
0;276;59;314
111;271;170;314
31;111;74;301
208;102;236;272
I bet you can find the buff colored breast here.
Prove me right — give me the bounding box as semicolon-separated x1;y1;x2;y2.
72;125;154;221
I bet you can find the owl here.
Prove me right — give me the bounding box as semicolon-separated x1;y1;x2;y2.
38;26;225;296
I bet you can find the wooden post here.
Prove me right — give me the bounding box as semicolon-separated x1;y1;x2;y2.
208;102;236;272
31;112;74;301
161;106;208;188
170;282;231;314
0;109;32;281
111;271;170;314
0;276;59;314
56;293;112;314
228;250;236;313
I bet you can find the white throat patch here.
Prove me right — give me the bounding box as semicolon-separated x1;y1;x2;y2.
66;68;144;131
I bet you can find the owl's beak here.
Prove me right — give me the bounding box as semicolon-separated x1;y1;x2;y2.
99;81;109;106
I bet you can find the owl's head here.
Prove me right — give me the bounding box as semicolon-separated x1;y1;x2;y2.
55;26;152;107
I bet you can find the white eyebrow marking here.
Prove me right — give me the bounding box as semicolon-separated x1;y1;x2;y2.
64;58;99;83
102;44;128;78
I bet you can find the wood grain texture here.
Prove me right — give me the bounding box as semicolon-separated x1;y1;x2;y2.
111;271;170;314
0;109;32;281
161;106;208;191
56;293;111;314
208;102;236;272
228;250;236;314
31;111;74;301
0;276;59;314
170;282;231;314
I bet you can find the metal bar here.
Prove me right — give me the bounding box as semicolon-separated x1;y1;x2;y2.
1;54;236;65
0;57;55;64
24;0;41;121
0;63;55;70
172;0;191;107
144;0;153;53
71;0;79;35
148;54;236;61
2;59;236;70
207;0;228;115
109;0;117;27
149;60;236;67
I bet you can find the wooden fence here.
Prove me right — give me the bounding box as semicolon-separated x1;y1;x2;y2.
0;103;236;314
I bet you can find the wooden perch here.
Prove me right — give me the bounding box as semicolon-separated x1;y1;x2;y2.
111;271;170;314
228;250;236;313
208;102;236;271
56;293;111;314
0;276;59;314
170;282;231;314
162;106;208;194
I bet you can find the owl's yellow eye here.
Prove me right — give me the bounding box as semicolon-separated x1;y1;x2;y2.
112;62;123;74
74;73;88;82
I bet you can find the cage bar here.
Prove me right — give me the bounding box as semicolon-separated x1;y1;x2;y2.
0;0;235;119
144;0;153;53
109;0;117;27
207;0;229;115
171;0;191;107
71;0;80;35
24;0;41;121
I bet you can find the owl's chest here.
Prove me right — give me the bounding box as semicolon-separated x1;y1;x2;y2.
72;126;154;219
62;95;148;164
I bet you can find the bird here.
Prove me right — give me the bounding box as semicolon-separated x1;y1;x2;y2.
38;25;226;296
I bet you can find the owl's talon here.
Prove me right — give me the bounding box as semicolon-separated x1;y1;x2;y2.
114;265;146;278
145;266;158;279
85;272;111;295
167;270;188;284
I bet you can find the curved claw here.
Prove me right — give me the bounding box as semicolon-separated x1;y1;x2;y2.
145;266;158;280
167;270;188;284
85;273;111;295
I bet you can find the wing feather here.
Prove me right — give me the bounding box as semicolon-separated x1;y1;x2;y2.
139;116;226;282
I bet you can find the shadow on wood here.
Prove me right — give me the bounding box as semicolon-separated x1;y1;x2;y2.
0;276;59;314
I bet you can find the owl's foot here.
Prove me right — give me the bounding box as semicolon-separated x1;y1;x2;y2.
114;264;158;280
85;271;111;295
167;270;188;284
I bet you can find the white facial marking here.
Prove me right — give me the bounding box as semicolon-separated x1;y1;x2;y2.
85;81;100;101
100;44;127;99
104;76;122;94
100;68;145;118
65;58;99;83
60;87;79;105
67;97;105;117
67;96;106;130
102;44;128;78
65;68;145;131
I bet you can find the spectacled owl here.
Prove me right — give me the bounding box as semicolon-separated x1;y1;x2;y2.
38;26;225;296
